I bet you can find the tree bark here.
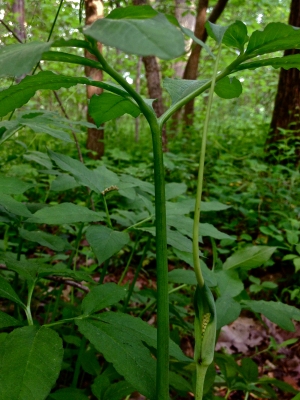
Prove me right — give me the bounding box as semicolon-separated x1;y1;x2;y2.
132;0;167;150
85;0;105;159
182;0;229;126
12;0;26;42
266;0;300;163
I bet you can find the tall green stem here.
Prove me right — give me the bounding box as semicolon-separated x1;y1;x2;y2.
91;45;169;400
193;45;222;289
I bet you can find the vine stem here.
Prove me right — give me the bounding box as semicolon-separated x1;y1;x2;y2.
193;44;222;289
91;42;169;400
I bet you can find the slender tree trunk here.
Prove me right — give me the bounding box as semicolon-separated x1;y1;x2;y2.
266;0;300;163
182;0;229;126
85;0;105;159
12;0;26;42
132;0;167;150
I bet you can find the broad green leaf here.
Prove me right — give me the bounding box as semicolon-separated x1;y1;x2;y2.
0;326;63;400
89;93;140;126
86;225;130;265
235;54;300;71
216;296;241;329
223;246;277;270
48;388;89;400
246;22;300;56
206;21;228;45
24;151;53;168
166;214;233;240
0;194;32;217
0;71;129;118
169;371;192;392
37;263;94;283
92;375;110;400
214;76;242;99
50;174;79;191
0;252;40;283
215;270;244;297
0;175;33;194
22;121;72;142
163;78;208;105
107;5;157;19
171;249;217;287
84;12;185;60
103;381;135;400
19;228;70;252
94;312;190;362
0;42;51;78
165;182;187;200
94;166;119;191
243;300;300;331
76;318;156;399
222;21;248;53
240;358;258;383
0;311;22;329
81;283;127;315
201;201;231;212
49;150;104;193
167;228;193;253
27;203;104;224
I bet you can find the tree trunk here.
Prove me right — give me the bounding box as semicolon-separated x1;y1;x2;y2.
132;0;167;150
266;0;300;163
85;0;105;159
12;0;26;42
182;0;229;127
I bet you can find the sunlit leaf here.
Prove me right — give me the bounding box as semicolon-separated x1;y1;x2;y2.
214;76;242;99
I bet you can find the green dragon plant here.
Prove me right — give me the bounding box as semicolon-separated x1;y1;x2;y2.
1;5;300;400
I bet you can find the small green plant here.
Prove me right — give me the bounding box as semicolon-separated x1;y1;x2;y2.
1;5;300;400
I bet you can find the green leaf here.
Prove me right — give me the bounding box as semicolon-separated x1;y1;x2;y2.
293;257;300;272
0;194;32;218
223;246;277;270
76;318;156;399
165;182;187;200
163;78;208;105
27;203;104;224
0;42;51;78
51;38;91;50
222;21;248;53
0;276;26;308
24;150;53;168
84;12;185;60
0;175;33;195
216;296;241;329
81;283;127;315
206;21;228;45
214;76;242;99
42;50;103;69
0;253;40;283
107;5;157;19
0;311;23;329
0;326;63;400
50;174;79;191
103;381;135;400
236;54;300;72
48;388;89;400
240;358;258;383
215;270;243;297
89;93;140;126
200;223;234;240
243;300;300;331
246;22;300;57
86;225;130;265
169;371;192;392
19;228;70;252
49;150;105;193
0;71;129;118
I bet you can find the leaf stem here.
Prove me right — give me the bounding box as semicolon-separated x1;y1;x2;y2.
25;282;35;326
91;43;170;400
193;44;222;288
102;194;113;229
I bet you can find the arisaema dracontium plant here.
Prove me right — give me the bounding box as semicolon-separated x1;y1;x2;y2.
1;5;300;400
